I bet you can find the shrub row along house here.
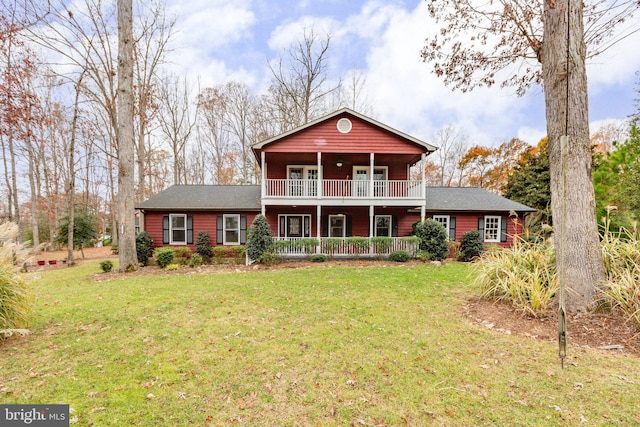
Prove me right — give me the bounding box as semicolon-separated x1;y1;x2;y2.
136;108;534;258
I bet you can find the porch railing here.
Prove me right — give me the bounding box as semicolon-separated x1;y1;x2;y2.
264;179;423;199
271;236;420;258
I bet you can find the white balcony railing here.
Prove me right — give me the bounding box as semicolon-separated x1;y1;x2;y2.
264;179;423;199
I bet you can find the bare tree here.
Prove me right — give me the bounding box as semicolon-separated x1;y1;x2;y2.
157;73;196;185
116;0;137;271
421;0;639;312
267;28;341;129
339;69;375;116
429;125;470;187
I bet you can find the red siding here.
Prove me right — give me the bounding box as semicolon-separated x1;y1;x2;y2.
261;113;426;155
143;211;258;249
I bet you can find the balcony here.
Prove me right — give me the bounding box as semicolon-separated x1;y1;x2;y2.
264;179;424;200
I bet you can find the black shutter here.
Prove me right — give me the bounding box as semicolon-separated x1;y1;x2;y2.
186;215;194;244
240;216;247;244
322;216;328;237
500;216;508;242
162;215;169;244
216;216;223;244
478;217;484;241
346;215;352;237
392;216;398;237
449;217;456;241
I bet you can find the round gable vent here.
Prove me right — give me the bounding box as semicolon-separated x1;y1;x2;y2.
337;118;352;134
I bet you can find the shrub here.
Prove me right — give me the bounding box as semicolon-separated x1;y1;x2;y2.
371;236;393;257
389;250;410;262
103;238;112;246
100;260;113;273
189;253;203;268
598;224;640;326
294;238;319;257
153;247;175;269
473;237;557;317
213;246;245;264
135;231;154;266
0;223;32;341
399;236;421;257
195;231;213;263
459;230;484;261
246;215;273;261
164;263;180;271
414;219;449;261
259;250;282;266
321;238;343;258
172;246;192;265
346;236;370;258
310;254;327;263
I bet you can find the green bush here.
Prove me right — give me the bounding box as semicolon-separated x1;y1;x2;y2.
164;263;180;271
103;238;112;246
371;236;393;257
0;223;32;341
135;231;154;266
246;215;273;261
153;247;175;269
389;250;410;262
459;230;484;261
259;250;282;266
189;253;203;268
473;238;557;317
272;240;292;254
346;236;370;257
172;246;192;265
310;254;327;263
213;245;245;264
294;238;319;257
195;231;213;264
399;236;421;257
414;219;449;261
99;260;113;273
321;238;343;257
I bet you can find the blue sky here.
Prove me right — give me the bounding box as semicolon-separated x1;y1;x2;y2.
164;0;640;147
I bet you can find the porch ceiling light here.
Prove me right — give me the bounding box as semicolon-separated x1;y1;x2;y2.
336;160;343;167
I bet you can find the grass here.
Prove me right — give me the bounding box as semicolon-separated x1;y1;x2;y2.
1;261;639;426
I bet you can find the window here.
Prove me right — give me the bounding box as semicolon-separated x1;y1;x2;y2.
224;214;240;245
433;215;449;233
329;215;345;237
484;216;500;242
278;215;311;238
375;215;392;237
288;166;319;197
170;214;187;244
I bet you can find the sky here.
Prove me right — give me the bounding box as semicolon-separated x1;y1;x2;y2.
163;0;640;148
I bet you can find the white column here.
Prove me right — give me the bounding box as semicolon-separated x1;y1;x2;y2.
316;205;322;253
317;152;322;199
421;152;426;221
369;152;375;198
261;151;266;215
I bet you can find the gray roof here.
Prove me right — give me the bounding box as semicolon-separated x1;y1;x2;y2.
136;185;261;211
136;185;534;213
425;187;535;212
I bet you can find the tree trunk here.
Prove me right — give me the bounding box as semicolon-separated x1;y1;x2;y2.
542;0;605;312
67;71;85;267
116;0;138;271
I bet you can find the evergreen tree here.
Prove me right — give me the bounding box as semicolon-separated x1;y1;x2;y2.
56;210;99;258
246;215;273;261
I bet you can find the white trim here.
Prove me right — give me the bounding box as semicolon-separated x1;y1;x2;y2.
223;214;241;245
484;215;501;242
169;214;187;245
432;215;450;233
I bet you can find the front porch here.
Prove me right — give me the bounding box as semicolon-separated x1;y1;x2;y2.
270;236;420;258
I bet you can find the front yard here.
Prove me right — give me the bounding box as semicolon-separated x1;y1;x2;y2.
1;260;639;425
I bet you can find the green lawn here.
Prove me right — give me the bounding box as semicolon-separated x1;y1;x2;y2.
1;261;639;426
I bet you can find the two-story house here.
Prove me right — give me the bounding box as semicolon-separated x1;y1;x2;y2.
136;108;535;256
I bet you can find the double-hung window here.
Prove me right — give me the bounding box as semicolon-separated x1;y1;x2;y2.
432;215;449;233
375;215;392;237
170;214;187;245
224;214;240;245
484;216;501;242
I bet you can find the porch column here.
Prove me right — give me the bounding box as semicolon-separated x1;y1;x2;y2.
369;205;375;256
421;152;426;221
261;151;266;216
369;153;375;198
317;152;323;199
316;205;322;254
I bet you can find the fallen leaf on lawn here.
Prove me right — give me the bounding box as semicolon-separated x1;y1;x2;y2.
146;393;155;399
